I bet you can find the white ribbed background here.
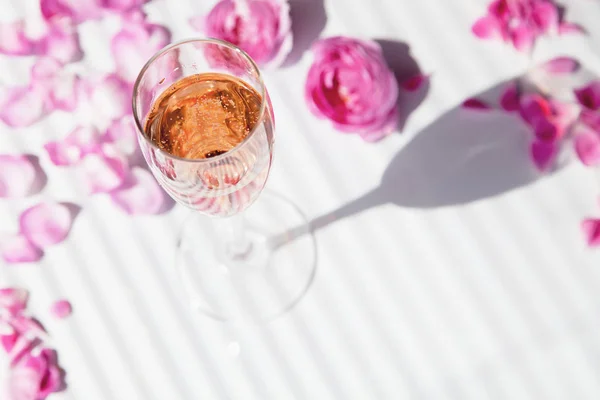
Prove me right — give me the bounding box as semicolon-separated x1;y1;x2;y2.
1;0;600;399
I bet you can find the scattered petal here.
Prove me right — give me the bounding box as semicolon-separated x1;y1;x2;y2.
541;57;580;75
0;85;49;128
78;146;128;194
573;125;600;166
50;300;72;319
401;74;427;92
39;20;83;64
110;168;165;215
511;23;535;53
532;117;559;142
84;74;131;125
530;140;557;172
472;15;501;39
44;126;101;166
111;17;171;83
0;234;43;264
104;117;138;156
580;110;600;132
519;93;552;125
0;288;29;316
499;82;520;112
559;22;586;35
19;202;73;248
41;0;104;23
0;155;36;198
531;1;558;33
0;21;34;56
581;218;600;247
574;81;600;110
462;98;491;110
103;0;148;11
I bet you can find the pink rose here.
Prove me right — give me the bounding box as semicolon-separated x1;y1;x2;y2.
305;37;399;141
190;0;292;67
6;348;64;400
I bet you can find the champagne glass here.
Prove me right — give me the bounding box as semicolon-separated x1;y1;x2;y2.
132;39;316;321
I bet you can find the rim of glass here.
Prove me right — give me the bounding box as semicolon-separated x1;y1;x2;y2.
131;37;267;164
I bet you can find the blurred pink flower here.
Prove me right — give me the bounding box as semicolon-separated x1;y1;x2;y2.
6;348;64;400
462;98;491;110
472;0;579;52
0;156;36;198
0;18;81;63
111;12;171;83
305;36;399;142
191;0;292;67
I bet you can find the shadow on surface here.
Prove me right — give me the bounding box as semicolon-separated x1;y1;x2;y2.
24;155;48;195
283;0;327;66
268;77;545;248
377;39;430;131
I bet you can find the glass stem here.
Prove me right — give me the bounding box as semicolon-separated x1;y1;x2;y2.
224;213;252;260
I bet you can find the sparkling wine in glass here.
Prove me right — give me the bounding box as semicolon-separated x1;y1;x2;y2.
132;39;316;321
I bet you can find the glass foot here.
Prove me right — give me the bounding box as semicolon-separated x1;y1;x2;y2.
176;190;317;322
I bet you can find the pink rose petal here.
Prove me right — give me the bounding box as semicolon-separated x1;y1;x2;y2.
531;1;558;33
111;16;171;83
0;288;29;316
559;22;586;35
573;125;600;166
401;74;427;92
519;93;552;125
19;202;73;248
0;234;43;264
580;110;600;132
541;57;580;75
110;168;165;215
39;20;83;64
511;23;535;53
104;117;138;156
0;21;34;56
85;74;131;123
44;126;101;167
103;0;148;11
472;15;501;39
500;82;520;112
532;117;559;142
581;218;600;247
574;81;600;110
530;140;557;172
462;98;491;110
41;0;104;23
79;145;128;194
50;300;72;319
0;155;36;198
0;85;49;128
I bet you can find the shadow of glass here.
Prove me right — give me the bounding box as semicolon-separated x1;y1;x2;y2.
268;75;563;248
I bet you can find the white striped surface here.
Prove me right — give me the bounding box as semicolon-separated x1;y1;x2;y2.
1;0;600;399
